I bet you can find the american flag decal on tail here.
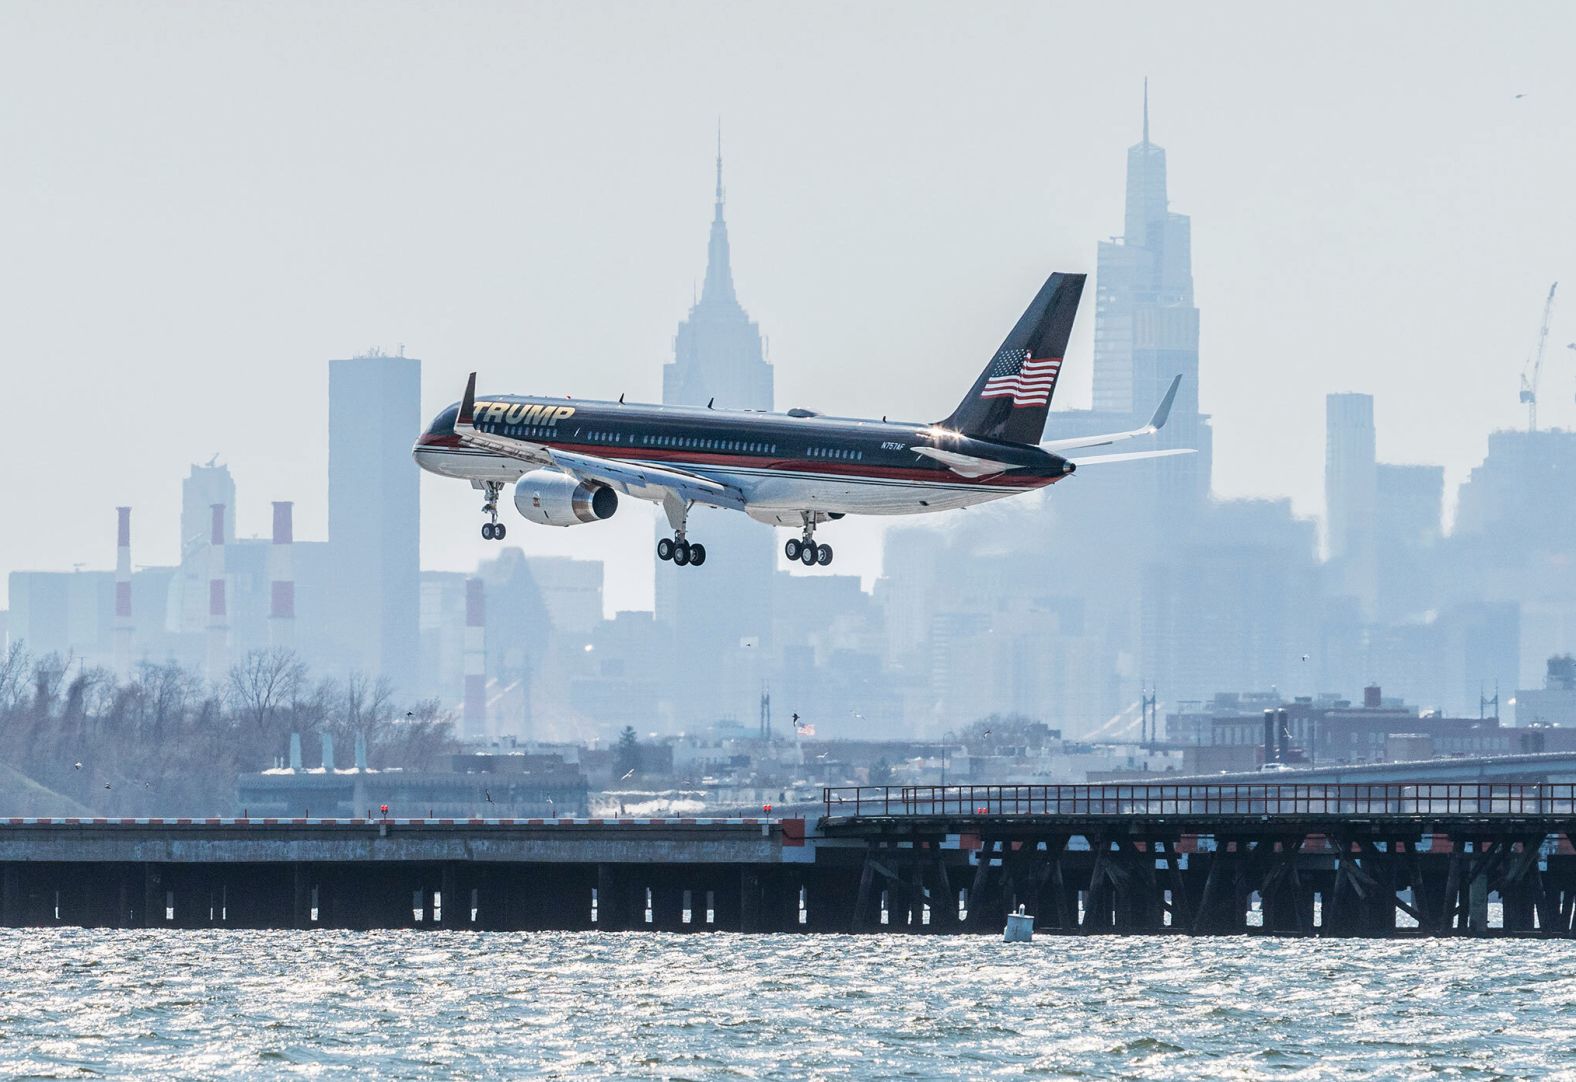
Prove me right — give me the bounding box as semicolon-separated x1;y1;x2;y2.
978;350;1062;408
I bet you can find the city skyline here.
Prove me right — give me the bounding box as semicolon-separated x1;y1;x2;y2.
2;4;1573;616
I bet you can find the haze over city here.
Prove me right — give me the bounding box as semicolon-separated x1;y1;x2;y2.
4;3;1574;616
14;10;1576;1079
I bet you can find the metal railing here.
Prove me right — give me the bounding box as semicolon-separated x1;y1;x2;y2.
821;783;1576;819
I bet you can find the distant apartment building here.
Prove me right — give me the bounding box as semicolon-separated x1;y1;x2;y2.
1170;683;1574;769
1515;655;1576;728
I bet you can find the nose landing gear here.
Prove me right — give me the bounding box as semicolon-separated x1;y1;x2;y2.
479;481;506;541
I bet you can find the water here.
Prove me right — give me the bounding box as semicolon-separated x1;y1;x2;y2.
2;931;1573;1079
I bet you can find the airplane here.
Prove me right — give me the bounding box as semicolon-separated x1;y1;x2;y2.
412;272;1192;568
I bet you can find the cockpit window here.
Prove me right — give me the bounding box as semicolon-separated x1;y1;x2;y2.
428;405;460;435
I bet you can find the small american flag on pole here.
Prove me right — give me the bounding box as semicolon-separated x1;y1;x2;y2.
978;349;1062;408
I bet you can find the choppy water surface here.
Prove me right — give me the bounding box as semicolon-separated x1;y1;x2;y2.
2;931;1573;1079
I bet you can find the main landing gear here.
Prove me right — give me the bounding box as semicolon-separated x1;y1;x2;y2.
479;481;507;541
785;513;833;566
657;536;706;567
657;495;706;568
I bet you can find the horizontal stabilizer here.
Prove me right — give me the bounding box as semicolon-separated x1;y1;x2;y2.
910;445;1018;478
1069;448;1196;467
1041;374;1184;454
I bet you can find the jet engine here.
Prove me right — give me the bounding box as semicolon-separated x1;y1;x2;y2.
513;470;618;526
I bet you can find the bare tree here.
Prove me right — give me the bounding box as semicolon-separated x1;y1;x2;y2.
343;670;395;738
226;648;307;734
0;641;30;720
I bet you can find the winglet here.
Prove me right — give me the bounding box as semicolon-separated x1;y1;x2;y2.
458;371;478;427
1148;374;1182;432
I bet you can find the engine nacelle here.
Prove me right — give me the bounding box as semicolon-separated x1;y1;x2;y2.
513;470;618;526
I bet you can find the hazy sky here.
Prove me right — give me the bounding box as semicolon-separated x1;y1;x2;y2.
3;2;1573;614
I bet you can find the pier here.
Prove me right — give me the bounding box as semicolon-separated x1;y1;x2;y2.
6;784;1576;936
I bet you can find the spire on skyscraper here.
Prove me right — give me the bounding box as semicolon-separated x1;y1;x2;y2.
701;126;738;308
1142;76;1150;146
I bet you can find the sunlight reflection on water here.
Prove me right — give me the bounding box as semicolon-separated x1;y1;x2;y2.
2;930;1573;1079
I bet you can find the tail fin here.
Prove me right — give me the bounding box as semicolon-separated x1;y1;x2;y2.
938;272;1085;444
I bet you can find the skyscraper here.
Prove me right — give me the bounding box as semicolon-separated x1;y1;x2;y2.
655;141;774;718
661;143;773;413
1090;81;1212;524
1325;392;1377;561
327;351;421;691
1324;392;1379;617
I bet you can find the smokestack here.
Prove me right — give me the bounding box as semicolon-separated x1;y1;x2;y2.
321;731;335;772
464;577;486;739
269;501;295;650
289;732;303;771
1277;708;1290;763
205;503;229;685
114;507;133;677
1263;709;1276;765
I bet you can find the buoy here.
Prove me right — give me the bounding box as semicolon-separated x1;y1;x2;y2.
1004;903;1034;942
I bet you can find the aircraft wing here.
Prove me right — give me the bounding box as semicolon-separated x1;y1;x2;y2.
451;372;745;511
1040;374;1183;453
546;447;746;510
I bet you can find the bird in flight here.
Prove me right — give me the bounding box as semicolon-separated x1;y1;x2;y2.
621;768;635;780
74;761;82;770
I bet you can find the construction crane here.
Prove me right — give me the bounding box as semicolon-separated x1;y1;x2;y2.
1519;281;1558;431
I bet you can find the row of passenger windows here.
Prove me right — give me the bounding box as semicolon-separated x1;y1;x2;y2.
645;433;778;454
496;424;873;462
584;430;779;455
494;425;555;440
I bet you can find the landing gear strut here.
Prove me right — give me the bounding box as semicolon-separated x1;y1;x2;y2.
784;513;832;566
657;497;706;568
480;481;507;541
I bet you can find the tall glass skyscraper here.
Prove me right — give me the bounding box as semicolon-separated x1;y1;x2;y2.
1091;82;1212;526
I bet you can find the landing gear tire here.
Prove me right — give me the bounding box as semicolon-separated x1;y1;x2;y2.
816;543;833;566
785;538;803;561
673;540;692;567
480;480;505;541
688;542;707;567
657;538;675;561
799;544;818;567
